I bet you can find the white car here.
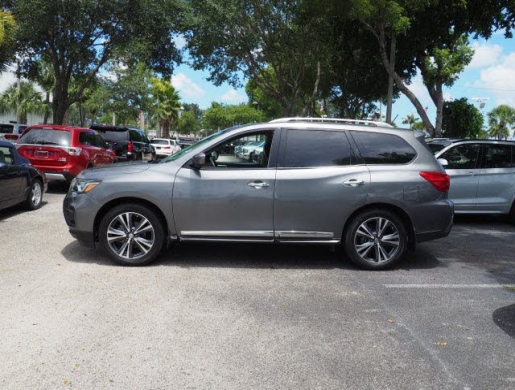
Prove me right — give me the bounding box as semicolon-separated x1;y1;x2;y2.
150;138;181;157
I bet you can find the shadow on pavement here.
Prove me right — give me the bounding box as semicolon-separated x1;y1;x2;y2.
47;181;70;194
61;240;443;271
443;215;515;285
493;303;515;339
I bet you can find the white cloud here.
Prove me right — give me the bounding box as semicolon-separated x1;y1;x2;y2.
0;71;17;93
171;73;205;99
474;53;515;107
220;88;246;103
405;74;432;106
468;42;503;69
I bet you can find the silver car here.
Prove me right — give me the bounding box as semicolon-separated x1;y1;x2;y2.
435;140;515;221
63;119;453;270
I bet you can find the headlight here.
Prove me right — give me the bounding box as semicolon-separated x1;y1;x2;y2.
70;178;101;194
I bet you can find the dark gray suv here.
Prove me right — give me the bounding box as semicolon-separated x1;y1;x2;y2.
63;119;453;269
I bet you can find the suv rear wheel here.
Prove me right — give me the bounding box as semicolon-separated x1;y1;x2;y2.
344;209;407;270
99;203;164;266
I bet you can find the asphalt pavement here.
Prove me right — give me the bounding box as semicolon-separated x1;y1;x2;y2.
1;184;514;390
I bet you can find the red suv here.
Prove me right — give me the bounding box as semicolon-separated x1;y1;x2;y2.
16;125;115;182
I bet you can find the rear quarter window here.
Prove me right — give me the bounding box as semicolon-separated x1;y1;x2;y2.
351;131;416;164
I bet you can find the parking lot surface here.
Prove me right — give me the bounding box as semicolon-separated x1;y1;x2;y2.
1;184;514;390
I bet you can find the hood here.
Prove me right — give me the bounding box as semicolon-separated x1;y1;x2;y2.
79;161;152;179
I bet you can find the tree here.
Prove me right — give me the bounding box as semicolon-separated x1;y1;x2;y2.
0;81;48;123
203;103;263;132
151;78;181;138
442;98;483;138
10;0;184;124
185;0;326;116
177;111;201;135
0;10;16;71
402;114;417;129
348;0;515;136
487;105;515;140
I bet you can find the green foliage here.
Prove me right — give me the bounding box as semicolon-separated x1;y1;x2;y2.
177;111;201;135
186;0;328;116
203;103;264;132
151;78;181;138
0;81;49;123
487;105;515;140
0;11;16;71
10;0;185;124
442;98;484;138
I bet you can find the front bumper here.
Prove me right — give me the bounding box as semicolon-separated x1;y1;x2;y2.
63;191;101;248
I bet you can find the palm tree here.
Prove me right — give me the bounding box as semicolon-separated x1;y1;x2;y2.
151;78;181;138
488;105;515;140
0;81;49;124
402;114;417;129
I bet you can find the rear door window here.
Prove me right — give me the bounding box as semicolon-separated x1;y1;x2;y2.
280;129;352;168
18;128;71;146
79;132;97;146
351;131;416;164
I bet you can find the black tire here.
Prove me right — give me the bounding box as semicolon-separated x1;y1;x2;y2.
344;209;407;270
24;179;43;210
98;203;165;266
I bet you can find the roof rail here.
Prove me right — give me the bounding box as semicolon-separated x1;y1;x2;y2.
269;117;394;128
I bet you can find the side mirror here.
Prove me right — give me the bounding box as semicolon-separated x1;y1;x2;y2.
192;152;206;169
437;158;448;167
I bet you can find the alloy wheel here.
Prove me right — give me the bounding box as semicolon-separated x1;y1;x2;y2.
106;212;155;260
353;217;400;264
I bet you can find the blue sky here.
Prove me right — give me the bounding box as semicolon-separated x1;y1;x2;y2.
170;32;515;131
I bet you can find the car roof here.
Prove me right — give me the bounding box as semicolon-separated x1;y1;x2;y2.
269;117;394;128
25;124;91;132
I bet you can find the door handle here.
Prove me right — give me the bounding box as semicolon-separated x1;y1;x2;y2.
247;181;270;189
466;171;478;176
343;179;365;187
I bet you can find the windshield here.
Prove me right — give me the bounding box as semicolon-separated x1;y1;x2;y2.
159;127;239;163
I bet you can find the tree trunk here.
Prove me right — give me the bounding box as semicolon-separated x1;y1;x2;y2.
434;82;444;138
43;92;51;124
375;24;435;135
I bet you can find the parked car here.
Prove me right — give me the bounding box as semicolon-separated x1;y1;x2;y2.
0;140;47;212
64;118;453;270
435;139;515;222
426;138;466;154
150;138;181;158
90;125;155;162
0;122;28;142
16;125;115;183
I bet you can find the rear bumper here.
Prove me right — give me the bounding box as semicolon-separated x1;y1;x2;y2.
412;198;454;244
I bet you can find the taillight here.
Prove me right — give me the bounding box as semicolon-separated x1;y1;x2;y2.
127;141;133;153
420;171;450;192
5;134;18;141
164;146;171;150
67;147;82;156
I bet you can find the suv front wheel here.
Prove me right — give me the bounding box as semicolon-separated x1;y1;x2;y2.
99;203;165;266
344;209;407;270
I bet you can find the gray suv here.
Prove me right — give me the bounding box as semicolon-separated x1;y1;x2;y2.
63;119;453;269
